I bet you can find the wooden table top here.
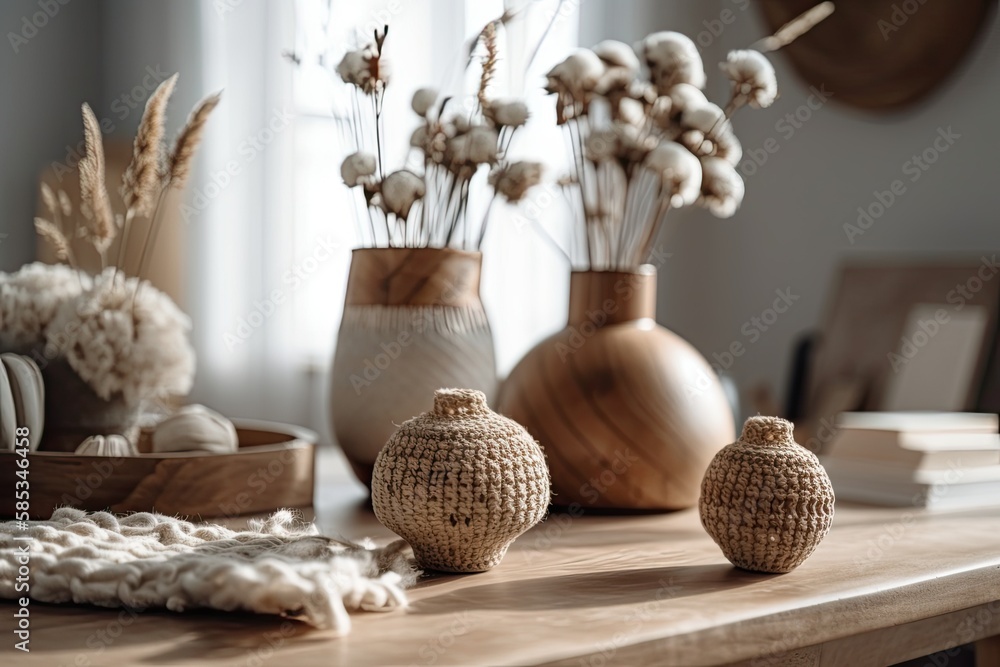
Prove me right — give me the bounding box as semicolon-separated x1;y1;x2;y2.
5;449;1000;667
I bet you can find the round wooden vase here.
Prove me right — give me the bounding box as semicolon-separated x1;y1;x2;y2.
498;266;735;510
330;248;498;487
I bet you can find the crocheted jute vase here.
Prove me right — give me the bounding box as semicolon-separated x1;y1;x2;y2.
699;416;835;574
330;248;497;489
371;388;550;573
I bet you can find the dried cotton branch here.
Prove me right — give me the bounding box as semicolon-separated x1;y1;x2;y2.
754;1;835;53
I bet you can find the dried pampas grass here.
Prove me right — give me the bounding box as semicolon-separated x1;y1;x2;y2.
33;218;72;263
121;73;177;218
168;91;222;188
78;103;115;255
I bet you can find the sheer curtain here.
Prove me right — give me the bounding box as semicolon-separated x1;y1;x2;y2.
187;0;575;442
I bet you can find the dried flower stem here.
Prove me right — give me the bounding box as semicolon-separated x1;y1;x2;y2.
753;1;835;53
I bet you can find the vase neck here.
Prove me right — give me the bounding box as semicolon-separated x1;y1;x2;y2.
568;268;657;326
345;247;483;307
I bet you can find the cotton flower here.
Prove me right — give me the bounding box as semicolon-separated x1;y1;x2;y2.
380;170;425;219
636;32;706;92
699;157;745;217
337;47;389;94
410;125;429;151
411;87;438;118
0;262;90;350
341;152;377;187
713;127;743;166
682;102;726;135
45;268;195;406
668;83;708;114
485;99;530;128
720;50;777;109
446;125;499;168
489;161;543;202
617;98;646;127
545;49;605;99
591;40;640;74
644;141;702;208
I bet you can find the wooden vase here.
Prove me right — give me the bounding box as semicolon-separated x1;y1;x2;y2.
498;266;735;510
329;247;498;487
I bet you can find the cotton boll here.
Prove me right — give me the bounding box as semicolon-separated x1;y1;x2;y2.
699;156;745;218
0;263;91;350
618;98;646;127
446;126;499;167
380;170;425;219
682;103;726;134
591;40;640;74
341;152;377;187
489;161;544;202
410;125;428;151
668;83;708;115
714;128;743;166
411;87;439;118
649;96;674;130
337;50;369;88
487;99;530;128
637;32;706;92
644;141;702;208
545;49;605;97
720;50;777;109
152;404;239;454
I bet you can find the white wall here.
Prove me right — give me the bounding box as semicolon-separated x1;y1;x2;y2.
582;1;1000;413
0;0;104;271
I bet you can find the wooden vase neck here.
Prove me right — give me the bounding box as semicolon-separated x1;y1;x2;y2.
568;267;657;326
344;247;483;307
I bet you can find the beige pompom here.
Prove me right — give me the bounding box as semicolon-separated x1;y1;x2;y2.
380;170;425;218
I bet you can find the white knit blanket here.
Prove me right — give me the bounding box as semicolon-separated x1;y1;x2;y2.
0;508;417;634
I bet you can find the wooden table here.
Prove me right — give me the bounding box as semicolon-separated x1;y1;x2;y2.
4;449;1000;667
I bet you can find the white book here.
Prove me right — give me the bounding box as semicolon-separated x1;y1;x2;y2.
824;459;1000;510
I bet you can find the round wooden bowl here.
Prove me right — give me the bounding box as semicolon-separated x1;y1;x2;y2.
0;420;316;520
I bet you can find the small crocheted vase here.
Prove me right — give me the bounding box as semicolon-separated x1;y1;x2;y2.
371;388;550;573
699;416;835;573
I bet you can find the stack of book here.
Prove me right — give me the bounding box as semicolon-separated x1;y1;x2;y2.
822;412;1000;510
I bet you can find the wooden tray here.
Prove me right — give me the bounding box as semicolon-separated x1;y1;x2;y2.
0;420;316;520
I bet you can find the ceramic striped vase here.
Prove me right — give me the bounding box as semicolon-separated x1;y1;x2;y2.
329;247;497;488
498;266;735;510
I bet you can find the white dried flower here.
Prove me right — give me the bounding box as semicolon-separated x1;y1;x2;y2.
0;262;90;350
637;32;706;92
380;170;425;219
341;151;377;188
591;40;640;74
446;125;499;167
618;98;646;127
486;99;530;128
411;87;438;118
649;96;674;130
545;49;605;98
678;130;708;155
45;268;195;406
721;50;777;109
699;157;745;217
714;127;743;166
668;83;708;114
336;47;389;94
410;125;429;151
489;161;543;202
682;102;726;134
644;141;702;208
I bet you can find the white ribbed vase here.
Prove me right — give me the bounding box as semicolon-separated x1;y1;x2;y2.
329;248;497;488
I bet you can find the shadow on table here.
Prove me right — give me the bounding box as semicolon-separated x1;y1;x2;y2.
409;563;770;614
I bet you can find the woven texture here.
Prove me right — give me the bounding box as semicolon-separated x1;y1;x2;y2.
372;388;550;573
699;416;835;573
0;508;417;633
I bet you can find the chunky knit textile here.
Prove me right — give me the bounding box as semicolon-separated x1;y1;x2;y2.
699;416;835;573
372;388;550;573
0;508;417;633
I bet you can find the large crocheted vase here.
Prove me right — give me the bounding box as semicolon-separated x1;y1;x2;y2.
330;248;497;489
371;388;550;573
699;416;835;574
